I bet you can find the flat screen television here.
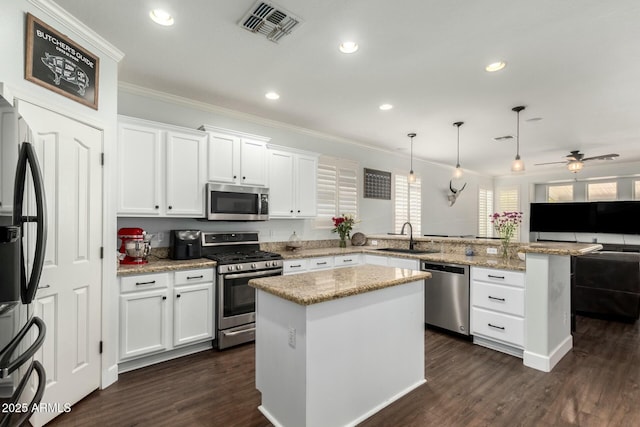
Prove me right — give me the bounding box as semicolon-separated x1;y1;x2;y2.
529;202;596;233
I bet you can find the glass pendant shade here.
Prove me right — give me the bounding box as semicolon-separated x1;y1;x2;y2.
453;165;463;179
511;156;525;172
511;106;526;173
408;170;416;183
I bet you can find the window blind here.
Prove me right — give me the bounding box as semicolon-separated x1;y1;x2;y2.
635;180;640;200
394;174;421;235
496;187;520;239
315;156;359;227
587;182;617;201
478;187;494;237
548;184;573;202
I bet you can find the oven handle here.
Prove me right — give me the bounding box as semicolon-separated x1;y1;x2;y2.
224;327;256;337
223;268;283;280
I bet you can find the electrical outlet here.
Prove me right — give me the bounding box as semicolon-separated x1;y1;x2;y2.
157;232;165;244
370;240;378;246
288;327;296;348
486;247;498;255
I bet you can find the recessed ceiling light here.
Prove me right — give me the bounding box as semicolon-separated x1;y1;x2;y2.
149;9;174;26
485;61;506;72
265;92;280;100
379;104;393;111
339;41;359;54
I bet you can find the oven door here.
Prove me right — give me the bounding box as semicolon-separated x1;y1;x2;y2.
218;268;283;330
206;184;269;221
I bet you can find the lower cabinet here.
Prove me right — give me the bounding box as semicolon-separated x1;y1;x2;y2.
470;266;526;356
284;253;418;276
363;254;420;270
119;268;214;364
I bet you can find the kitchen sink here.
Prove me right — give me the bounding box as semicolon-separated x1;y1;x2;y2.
375;248;439;255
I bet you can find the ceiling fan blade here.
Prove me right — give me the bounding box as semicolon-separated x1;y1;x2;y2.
582;153;620;161
534;161;568;166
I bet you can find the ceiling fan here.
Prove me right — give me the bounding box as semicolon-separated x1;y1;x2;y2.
534;150;619;173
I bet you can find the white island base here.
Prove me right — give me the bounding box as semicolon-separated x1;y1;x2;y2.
255;279;425;427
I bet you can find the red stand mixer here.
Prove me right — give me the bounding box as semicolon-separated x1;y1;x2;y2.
118;227;151;265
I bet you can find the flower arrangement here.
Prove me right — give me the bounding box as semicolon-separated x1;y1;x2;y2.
332;214;358;247
491;211;523;259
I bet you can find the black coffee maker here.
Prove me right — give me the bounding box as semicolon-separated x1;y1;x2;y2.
169;230;202;260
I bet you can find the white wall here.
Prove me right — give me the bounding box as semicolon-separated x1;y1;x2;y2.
495;160;640;243
117;85;492;244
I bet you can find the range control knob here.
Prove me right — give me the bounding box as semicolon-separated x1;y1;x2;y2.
227;266;234;272
251;263;257;269
236;265;243;271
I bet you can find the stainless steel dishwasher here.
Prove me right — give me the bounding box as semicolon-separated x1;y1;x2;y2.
421;261;470;335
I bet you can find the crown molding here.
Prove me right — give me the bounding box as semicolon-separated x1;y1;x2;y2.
28;0;124;62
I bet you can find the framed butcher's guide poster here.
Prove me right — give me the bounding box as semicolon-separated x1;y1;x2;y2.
25;13;100;109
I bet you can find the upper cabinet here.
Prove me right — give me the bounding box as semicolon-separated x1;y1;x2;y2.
199;125;270;187
118;116;207;217
267;146;318;218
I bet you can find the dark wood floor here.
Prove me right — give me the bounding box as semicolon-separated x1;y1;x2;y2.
47;316;639;427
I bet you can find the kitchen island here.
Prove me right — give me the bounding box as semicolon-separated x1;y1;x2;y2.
249;264;431;427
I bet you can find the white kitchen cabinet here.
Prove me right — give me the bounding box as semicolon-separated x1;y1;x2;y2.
119;288;169;360
0;105;18;215
334;254;362;268
267;147;318;218
119;268;215;364
470;266;526;355
365;254;420;270
200;125;270;186
117;116;207;217
284;259;309;275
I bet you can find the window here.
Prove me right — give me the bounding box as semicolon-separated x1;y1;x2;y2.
587;182;617;201
548;184;573;202
496;187;521;239
316;156;359;227
478;187;494;237
635;180;640;200
394;174;421;235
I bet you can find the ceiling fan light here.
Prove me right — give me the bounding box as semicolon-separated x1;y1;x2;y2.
567;160;584;173
511;157;525;172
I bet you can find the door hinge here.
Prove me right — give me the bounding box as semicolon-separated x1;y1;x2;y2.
100;246;104;259
99;341;103;354
100;152;105;166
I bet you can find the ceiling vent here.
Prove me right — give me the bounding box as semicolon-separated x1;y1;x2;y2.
239;1;302;43
493;135;514;142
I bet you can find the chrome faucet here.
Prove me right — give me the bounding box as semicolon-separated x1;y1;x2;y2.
400;222;414;250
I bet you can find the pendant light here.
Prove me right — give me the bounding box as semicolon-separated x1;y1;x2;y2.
407;133;416;183
453;121;464;179
511;106;526;172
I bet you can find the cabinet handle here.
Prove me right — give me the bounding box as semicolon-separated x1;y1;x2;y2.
162;296;167;300
136;280;156;286
168;205;173;210
488;323;505;330
297;210;300;213
187;275;203;280
343;259;352;262
176;294;181;298
291;264;302;268
316;262;327;266
488;295;506;302
38;284;50;289
233;175;237;179
488;274;505;280
290;210;294;213
242;176;246;180
155;205;159;209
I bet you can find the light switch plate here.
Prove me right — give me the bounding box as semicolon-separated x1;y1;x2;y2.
486;247;498;255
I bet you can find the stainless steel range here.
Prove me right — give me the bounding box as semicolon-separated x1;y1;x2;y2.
202;232;283;349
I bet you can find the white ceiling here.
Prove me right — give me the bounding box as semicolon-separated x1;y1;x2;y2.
54;0;640;176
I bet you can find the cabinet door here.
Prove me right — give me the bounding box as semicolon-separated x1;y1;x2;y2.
166;130;207;216
173;283;214;347
117;121;162;215
119;289;169;360
240;138;266;186
388;257;420;270
267;149;295;217
0;106;18;215
363;254;388;266
207;132;238;183
295;154;317;217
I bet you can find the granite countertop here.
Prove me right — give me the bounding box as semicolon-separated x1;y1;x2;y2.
117;257;216;276
519;242;602;256
249;264;431;306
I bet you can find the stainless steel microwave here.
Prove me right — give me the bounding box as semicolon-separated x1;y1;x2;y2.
206;183;269;221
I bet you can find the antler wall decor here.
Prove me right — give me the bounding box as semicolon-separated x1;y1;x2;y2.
448;180;467;207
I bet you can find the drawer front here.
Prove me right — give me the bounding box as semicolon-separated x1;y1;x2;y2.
472;281;525;316
471;267;524;288
284;259;309;275
174;268;214;286
471;307;524;347
308;257;334;270
334;254;361;267
121;272;169;293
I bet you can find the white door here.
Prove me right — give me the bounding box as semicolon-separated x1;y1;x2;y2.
165;130;207;216
267;150;294;217
240;138;266;186
17;101;102;427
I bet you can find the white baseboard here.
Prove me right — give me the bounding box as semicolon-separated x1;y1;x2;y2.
523;335;573;372
101;364;119;389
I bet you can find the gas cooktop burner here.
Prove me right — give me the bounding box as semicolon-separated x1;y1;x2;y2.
205;250;282;264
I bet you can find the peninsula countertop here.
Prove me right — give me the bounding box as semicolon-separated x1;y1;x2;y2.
249;264;431;306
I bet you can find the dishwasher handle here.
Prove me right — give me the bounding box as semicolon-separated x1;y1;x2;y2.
421;262;467;275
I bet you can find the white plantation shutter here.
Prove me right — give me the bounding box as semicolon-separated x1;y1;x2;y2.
587;182;617;201
635;180;640;200
315;156;359;227
394;174;421;235
496;187;520;239
548;184;573;202
478;187;494;237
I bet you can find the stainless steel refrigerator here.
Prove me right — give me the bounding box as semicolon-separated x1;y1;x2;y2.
0;128;47;426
